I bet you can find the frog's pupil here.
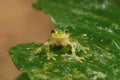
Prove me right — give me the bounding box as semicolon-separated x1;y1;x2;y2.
64;30;69;34
51;29;56;34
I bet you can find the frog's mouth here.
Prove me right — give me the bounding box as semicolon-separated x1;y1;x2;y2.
52;34;69;39
53;37;70;46
55;38;65;43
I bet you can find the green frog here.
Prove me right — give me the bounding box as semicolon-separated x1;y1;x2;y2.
44;29;89;60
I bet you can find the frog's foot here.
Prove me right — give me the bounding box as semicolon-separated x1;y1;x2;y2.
72;53;77;58
78;56;85;63
47;53;56;60
34;47;42;53
35;47;41;53
71;55;85;63
81;47;89;54
47;57;56;60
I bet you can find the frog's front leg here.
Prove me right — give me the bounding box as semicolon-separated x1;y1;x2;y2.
44;42;56;60
79;43;89;54
69;42;89;62
69;42;84;62
69;42;77;58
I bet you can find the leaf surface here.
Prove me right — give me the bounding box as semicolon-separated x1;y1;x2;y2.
10;0;120;80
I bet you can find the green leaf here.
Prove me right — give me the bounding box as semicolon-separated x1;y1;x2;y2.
9;0;120;80
15;72;30;80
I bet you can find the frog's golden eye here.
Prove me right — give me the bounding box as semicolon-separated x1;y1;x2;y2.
64;30;69;34
51;29;57;34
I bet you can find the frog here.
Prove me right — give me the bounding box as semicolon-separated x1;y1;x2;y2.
43;29;89;61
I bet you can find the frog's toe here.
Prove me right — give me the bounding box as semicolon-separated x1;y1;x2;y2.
47;55;56;60
85;47;89;50
78;57;85;63
72;56;85;63
47;57;51;60
82;50;87;54
52;57;56;60
47;56;56;60
82;47;89;53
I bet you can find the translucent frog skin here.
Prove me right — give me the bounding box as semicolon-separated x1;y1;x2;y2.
44;29;89;60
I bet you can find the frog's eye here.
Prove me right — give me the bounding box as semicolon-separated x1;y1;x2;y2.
51;29;57;34
64;30;69;34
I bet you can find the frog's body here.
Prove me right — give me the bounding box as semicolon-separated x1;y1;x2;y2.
44;29;89;60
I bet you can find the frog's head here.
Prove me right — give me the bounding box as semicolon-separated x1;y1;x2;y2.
51;29;70;39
